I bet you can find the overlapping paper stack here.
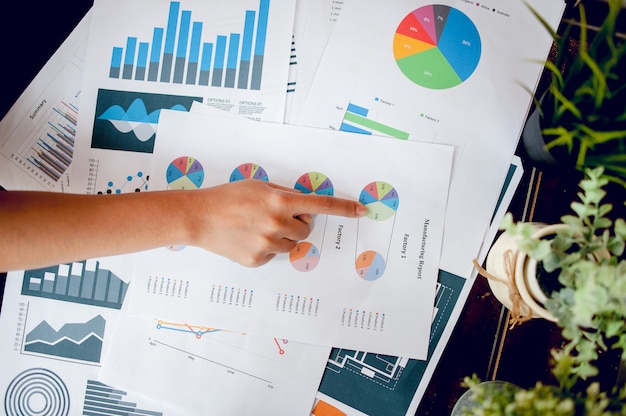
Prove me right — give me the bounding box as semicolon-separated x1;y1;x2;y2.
0;1;565;415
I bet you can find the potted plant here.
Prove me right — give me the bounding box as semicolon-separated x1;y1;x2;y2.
521;0;626;188
463;166;626;414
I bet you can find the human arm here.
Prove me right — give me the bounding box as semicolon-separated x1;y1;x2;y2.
0;179;367;272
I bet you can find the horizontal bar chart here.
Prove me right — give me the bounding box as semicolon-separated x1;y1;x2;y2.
84;380;163;416
109;0;269;90
340;103;410;140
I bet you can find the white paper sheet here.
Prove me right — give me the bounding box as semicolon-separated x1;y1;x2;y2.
311;157;525;416
284;0;347;123
100;313;330;416
126;109;453;359
0;256;177;416
71;0;297;195
295;0;565;280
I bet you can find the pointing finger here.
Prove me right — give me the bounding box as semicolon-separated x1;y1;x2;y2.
292;193;367;218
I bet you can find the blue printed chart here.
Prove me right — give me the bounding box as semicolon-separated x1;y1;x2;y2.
109;0;270;90
72;0;297;196
393;4;481;89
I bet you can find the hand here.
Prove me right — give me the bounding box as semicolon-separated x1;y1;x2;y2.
187;180;367;267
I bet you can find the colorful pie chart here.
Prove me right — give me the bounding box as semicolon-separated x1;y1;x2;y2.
294;172;334;195
166;156;204;189
230;163;269;182
393;4;481;89
356;250;386;281
289;242;321;272
359;181;399;221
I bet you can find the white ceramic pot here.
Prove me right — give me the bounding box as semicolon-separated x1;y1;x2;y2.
485;223;566;322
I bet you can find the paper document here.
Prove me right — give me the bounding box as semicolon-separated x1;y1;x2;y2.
126;109;453;359
71;0;297;195
0;256;176;415
296;0;565;280
100;313;330;415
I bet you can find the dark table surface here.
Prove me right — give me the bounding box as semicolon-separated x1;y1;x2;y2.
1;1;624;415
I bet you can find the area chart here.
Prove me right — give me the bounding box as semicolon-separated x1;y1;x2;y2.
393;4;481;89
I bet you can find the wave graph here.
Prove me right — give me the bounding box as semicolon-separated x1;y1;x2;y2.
97;98;187;142
91;89;202;153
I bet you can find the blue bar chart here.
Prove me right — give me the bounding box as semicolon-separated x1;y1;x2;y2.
109;0;269;90
340;102;410;140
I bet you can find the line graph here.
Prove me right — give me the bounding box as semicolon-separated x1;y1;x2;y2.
149;337;274;384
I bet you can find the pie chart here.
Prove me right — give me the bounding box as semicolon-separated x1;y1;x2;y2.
359;181;399;221
166;156;204;189
290;242;321;272
393;4;481;89
230;163;269;182
356;250;386;281
294;172;334;195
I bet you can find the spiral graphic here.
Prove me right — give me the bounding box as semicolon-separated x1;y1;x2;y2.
4;368;70;416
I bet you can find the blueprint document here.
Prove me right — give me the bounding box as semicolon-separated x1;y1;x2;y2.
125;109;453;359
71;0;297;195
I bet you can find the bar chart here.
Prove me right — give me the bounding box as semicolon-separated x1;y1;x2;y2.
8;96;79;188
340;102;409;140
84;380;163;416
109;0;269;90
21;260;129;309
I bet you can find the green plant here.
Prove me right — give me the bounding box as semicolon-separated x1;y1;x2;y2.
528;0;626;187
461;373;626;416
502;166;626;379
459;167;626;415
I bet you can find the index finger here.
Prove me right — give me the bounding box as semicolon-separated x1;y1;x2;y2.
291;193;368;218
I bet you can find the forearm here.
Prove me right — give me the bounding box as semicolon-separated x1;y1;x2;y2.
0;190;195;272
0;180;365;272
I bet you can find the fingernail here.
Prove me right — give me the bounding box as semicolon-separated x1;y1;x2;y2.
356;205;368;217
